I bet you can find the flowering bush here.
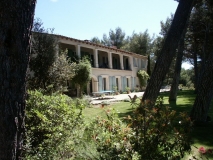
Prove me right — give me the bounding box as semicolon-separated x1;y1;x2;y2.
198;147;213;155
127;97;193;159
84;108;136;159
84;97;193;159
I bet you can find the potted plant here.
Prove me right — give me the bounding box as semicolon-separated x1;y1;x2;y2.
113;86;119;95
125;86;131;94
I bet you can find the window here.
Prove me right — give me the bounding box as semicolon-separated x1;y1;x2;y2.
127;78;129;87
102;78;106;90
116;78;119;90
133;58;138;67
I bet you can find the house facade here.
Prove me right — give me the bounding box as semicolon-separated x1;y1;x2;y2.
57;35;148;94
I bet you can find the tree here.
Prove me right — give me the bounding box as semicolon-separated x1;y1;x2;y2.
121;30;152;56
0;1;36;159
72;58;91;97
101;34;111;47
169;28;187;101
48;49;76;93
137;70;149;90
142;0;195;103
190;51;213;122
90;37;102;45
102;27;126;49
152;14;177;86
190;0;213;122
179;68;194;88
184;0;213;92
147;55;151;76
28;18;57;89
109;27;125;49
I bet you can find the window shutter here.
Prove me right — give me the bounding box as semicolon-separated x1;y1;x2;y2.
131;77;134;90
98;76;102;91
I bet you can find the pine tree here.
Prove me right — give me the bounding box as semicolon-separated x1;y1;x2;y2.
0;1;36;159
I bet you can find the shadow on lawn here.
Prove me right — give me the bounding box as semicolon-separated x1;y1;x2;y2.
163;90;213;150
117;106;135;119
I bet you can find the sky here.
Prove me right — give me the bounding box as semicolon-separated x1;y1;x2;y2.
34;0;193;69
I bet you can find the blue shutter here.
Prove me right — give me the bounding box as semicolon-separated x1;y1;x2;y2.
131;77;134;90
112;76;116;89
134;77;136;88
98;76;102;91
122;76;125;91
109;76;113;90
124;76;127;90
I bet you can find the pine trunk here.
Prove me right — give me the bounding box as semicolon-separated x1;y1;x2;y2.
190;51;213;122
0;1;36;159
142;0;195;103
193;46;198;93
169;28;186;101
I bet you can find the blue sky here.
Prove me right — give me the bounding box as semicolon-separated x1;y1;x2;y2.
34;0;193;69
35;0;179;40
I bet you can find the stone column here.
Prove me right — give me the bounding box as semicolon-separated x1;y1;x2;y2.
76;45;81;58
145;59;148;69
94;49;99;68
87;82;90;95
118;77;122;91
108;52;112;69
119;54;124;70
94;81;98;92
130;56;133;70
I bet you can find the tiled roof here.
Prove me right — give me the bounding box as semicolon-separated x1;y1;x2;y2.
55;34;147;59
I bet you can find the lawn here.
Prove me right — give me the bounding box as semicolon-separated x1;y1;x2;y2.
83;90;213;159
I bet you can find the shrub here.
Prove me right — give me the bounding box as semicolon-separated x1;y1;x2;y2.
24;90;85;159
84;97;193;159
84;108;135;159
128;98;193;159
72;57;91;97
137;70;149;89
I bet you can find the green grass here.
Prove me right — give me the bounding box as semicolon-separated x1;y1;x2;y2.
83;100;135;120
83;90;213;159
161;90;213;159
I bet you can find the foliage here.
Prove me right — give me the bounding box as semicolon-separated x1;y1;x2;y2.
185;0;213;65
48;49;76;93
84;108;136;159
84;98;192;159
180;68;194;89
28;18;57;89
102;27;126;49
128;98;192;159
90;36;102;44
29;19;76;93
72;57;91;97
125;86;131;92
109;27;126;49
24;90;85;159
121;30;152;56
142;0;194;102
137;70;149;89
113;86;118;92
